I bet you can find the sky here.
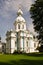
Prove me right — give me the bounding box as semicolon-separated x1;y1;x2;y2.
0;0;36;42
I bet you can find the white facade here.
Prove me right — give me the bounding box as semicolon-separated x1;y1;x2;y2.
0;37;2;53
6;9;38;54
0;37;6;53
0;42;2;53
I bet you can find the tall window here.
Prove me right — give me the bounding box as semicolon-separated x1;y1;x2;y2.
27;41;28;47
15;41;17;47
18;24;20;29
22;25;24;29
34;43;36;47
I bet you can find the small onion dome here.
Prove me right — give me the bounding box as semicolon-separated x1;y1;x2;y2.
17;8;23;16
15;9;25;23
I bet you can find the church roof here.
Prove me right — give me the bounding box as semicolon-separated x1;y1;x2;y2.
15;15;25;23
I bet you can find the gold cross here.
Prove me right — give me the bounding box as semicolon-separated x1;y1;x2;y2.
18;4;22;10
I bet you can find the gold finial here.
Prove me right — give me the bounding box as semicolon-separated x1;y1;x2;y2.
17;4;23;16
19;4;22;10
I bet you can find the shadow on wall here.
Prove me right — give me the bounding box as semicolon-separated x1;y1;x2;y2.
0;59;43;65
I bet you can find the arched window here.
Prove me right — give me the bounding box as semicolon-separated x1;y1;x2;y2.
34;43;36;47
22;25;24;29
18;24;20;29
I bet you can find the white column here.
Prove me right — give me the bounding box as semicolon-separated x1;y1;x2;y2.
28;39;34;53
24;23;26;30
6;39;11;54
11;38;15;53
20;37;23;51
24;37;26;52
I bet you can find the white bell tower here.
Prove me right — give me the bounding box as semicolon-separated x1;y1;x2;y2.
14;8;26;32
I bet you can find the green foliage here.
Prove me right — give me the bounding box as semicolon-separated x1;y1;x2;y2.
30;0;43;44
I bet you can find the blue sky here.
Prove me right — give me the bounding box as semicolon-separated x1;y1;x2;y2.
0;0;35;42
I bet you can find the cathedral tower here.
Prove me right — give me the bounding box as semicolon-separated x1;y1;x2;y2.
14;8;26;32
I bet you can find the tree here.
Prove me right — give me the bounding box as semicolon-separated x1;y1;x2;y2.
30;0;43;45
